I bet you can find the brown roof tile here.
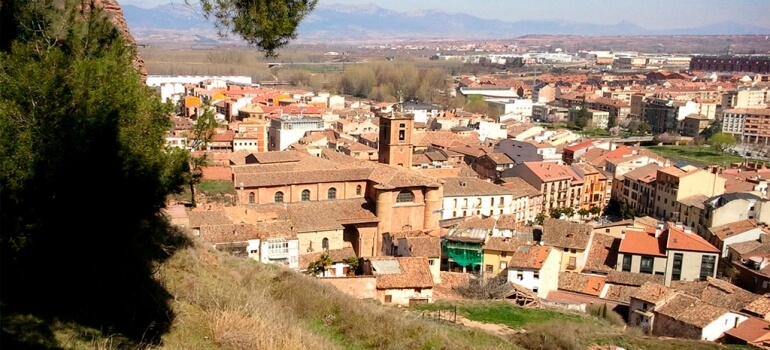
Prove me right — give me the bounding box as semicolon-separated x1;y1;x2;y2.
606;270;664;286
558;272;606;296
508;245;552;269
743;295;770;317
188;210;232;227
656;294;729;328
582;233;620;274
401;236;441;257
710;219;759;240
542;218;593;250
677;194;708;210
630;282;677;304
443;177;514;196
484;237;528;253
499;177;542;199
672;277;759;312
372;257;434;289
603;284;638;303
724;317;770;344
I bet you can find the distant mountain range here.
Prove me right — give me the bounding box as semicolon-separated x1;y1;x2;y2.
123;2;770;42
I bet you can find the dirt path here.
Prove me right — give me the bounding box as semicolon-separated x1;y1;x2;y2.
454;315;520;337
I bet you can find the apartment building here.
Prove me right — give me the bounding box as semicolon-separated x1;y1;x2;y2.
441;177;519;222
502;162;583;212
586;96;631;125
721;87;768;109
654;165;726;221
268;115;325;151
722;108;770;144
618;222;720;287
614;163;662;216
571;163;608;210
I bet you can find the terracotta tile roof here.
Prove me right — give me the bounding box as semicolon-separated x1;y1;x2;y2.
619;229;667;257
484;237;528;253
283;198;379;232
564;139;598;152
372;257;434;289
443;177;514;197
582;233;620;273
299;245;357;269
200;222;295;244
724;317;770;344
630;282;677;304
710;219;759;240
401;236;441;257
507;245;552;270
456;216;497;230
677;194;708;210
672;278;759;312
188;210;232;227
656;293;729;328
499;177;542;199
542;218;593;250
603;284;638;303
743;296;770;317
558;272;606;296
519;162;579;183
485;152;515;165
622;164;663;183
605;270;664;286
667;223;720;253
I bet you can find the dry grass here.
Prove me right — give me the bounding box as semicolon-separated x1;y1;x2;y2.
155;239;519;350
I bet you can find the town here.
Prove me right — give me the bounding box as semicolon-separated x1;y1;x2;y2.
153;51;770;346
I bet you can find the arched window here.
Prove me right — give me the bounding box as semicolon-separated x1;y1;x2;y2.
274;191;284;203
328;187;337;200
322;238;329;250
355;185;362;196
301;189;311;202
248;192;255;204
396;190;414;203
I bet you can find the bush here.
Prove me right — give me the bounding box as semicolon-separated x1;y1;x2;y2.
453;275;512;300
586;304;626;326
512;321;592;350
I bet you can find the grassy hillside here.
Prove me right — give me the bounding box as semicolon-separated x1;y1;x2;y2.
3;239;753;349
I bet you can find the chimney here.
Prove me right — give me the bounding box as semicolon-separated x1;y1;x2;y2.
655;224;663;238
621;230;626;240
684;226;692;234
548;164;552;170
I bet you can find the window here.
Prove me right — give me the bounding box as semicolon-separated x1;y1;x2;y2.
500;262;507;270
398;130;405;141
322;238;329;250
622;255;632;272
485;265;493;273
302;189;310;202
429;259;435;266
534;271;539;279
672;253;683;281
396;190;414;203
700;255;716;280
268;241;289;255
327;187;337;200
516;271;523;280
384;295;392;303
274;191;284;203
248;192;255;204
640;256;654;274
356;185;362;196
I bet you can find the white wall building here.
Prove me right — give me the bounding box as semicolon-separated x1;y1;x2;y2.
506;246;560;298
441;177;517;221
145;75;253;87
245;238;299;270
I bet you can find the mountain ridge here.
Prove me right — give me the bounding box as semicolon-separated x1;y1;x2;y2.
122;2;770;42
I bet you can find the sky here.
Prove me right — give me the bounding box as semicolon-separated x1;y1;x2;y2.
121;0;770;30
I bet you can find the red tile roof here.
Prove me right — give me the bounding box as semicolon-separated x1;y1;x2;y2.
725;317;770;345
619;229;667;257
667;223;720;253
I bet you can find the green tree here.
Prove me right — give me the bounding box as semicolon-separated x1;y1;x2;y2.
343;256;360;276
307;253;333;276
707;132;737;153
465;95;489;115
535;212;547;225
1;2;189;343
589;205;602;216
549;208;564;219
578;208;590;218
185;104;221;206
197;0;318;57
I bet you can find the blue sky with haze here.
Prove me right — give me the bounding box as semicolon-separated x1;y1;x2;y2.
121;0;770;30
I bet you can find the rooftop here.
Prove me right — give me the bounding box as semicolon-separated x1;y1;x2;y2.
542;218;593;250
710;219;760;241
656;293;730;328
371;257;434;290
442;177;515;197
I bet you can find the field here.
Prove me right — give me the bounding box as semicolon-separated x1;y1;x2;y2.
644;145;746;167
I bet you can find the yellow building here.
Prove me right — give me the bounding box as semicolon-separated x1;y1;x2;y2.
482;237;523;277
541;218;593;272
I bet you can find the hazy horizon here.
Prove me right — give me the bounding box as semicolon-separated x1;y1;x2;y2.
120;0;770;31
